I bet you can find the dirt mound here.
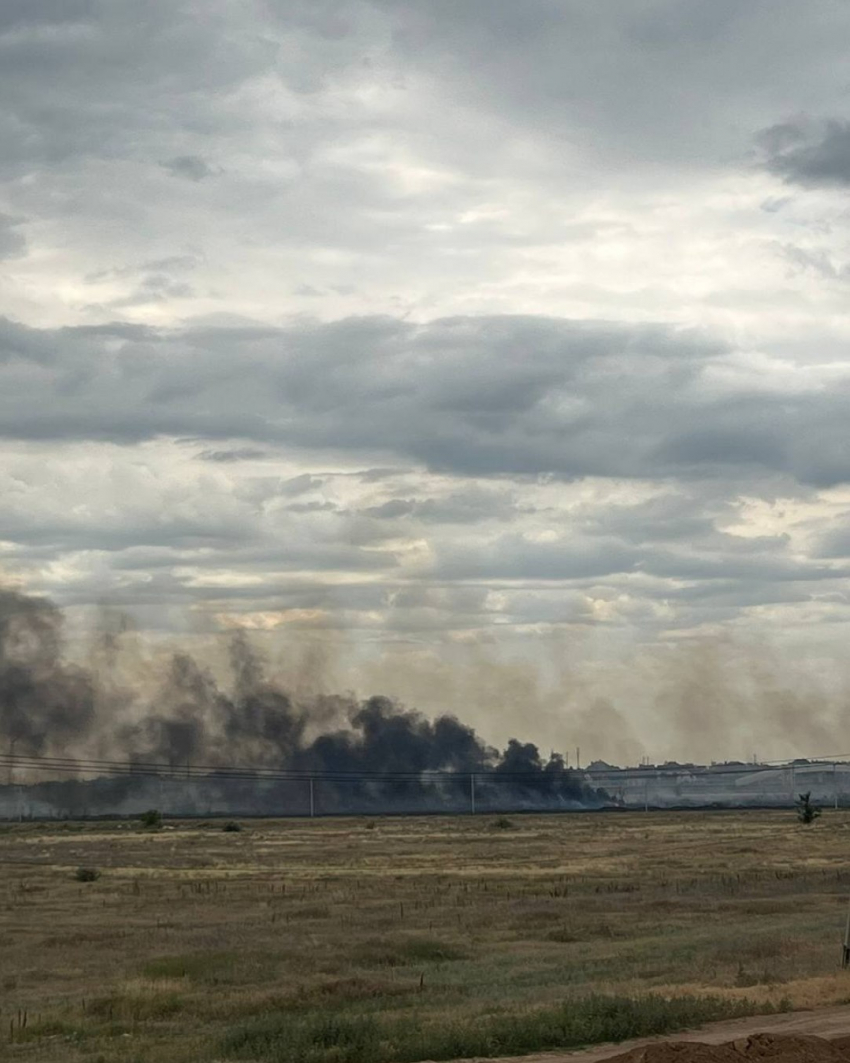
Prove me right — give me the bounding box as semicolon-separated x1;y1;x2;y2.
606;1033;850;1063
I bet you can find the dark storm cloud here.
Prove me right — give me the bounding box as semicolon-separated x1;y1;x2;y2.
1;312;849;487
758;118;850;188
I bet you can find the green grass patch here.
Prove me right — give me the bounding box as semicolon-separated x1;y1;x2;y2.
221;992;768;1062
88;990;186;1021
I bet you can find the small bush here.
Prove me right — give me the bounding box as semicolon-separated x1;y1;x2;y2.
222;821;243;832
492;815;515;830
365;820;376;830
74;866;101;883
140;809;162;830
796;792;821;825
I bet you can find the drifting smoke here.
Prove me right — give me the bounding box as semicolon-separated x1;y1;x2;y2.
0;588;606;816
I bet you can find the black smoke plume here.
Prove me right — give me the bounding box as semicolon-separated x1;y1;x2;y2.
0;588;608;816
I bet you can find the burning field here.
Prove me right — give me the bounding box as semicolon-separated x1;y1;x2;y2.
0;586;606;817
4;810;850;1062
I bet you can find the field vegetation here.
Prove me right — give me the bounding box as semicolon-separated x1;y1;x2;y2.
2;810;850;1062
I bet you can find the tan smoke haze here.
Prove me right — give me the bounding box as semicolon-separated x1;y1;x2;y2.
2;584;846;776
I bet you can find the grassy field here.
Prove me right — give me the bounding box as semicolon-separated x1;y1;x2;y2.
3;810;850;1062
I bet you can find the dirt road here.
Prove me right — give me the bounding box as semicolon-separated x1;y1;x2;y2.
444;1005;850;1063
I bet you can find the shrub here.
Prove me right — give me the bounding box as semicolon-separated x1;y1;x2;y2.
74;867;101;882
796;792;821;825
140;809;162;829
222;821;243;832
492;815;515;830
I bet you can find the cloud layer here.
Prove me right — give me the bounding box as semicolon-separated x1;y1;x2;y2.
4;1;850;759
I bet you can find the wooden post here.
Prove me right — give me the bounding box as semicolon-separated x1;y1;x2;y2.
470;773;476;815
309;777;315;818
842;900;850;968
834;763;839;811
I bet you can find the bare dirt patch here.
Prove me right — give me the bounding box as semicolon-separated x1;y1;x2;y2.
608;1034;850;1062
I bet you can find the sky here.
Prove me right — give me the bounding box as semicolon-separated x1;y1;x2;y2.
4;0;850;762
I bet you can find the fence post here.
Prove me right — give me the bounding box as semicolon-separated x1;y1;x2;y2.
309;777;315;818
843;901;850;968
470;773;476;815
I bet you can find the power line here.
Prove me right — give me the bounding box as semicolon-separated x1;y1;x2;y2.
2;750;850;785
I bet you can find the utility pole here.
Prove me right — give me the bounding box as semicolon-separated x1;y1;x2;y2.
469;773;476;815
834;762;840;811
309;777;315;818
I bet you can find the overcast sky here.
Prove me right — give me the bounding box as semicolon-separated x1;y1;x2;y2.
4;0;850;761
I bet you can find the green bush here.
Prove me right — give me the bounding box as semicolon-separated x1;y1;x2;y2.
796;792;821;825
74;866;101;882
140;809;162;829
222;821;243;832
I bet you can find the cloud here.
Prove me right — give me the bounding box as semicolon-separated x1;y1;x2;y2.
162;155;219;182
197;447;269;463
0;214;26;259
2;312;850;487
5;0;850;761
758;118;850;188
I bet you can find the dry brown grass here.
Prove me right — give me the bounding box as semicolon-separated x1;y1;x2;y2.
2;810;850;1061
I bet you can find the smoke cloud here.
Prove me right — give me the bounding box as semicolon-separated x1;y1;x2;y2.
0;587;605;815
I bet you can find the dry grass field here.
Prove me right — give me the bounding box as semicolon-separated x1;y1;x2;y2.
3;810;850;1062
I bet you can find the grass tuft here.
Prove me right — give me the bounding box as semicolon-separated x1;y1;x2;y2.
354;936;469;967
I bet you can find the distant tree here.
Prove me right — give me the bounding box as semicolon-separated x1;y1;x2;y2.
140;808;162;829
796;791;821;825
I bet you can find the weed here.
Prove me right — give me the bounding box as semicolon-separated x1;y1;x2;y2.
74;866;101;882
